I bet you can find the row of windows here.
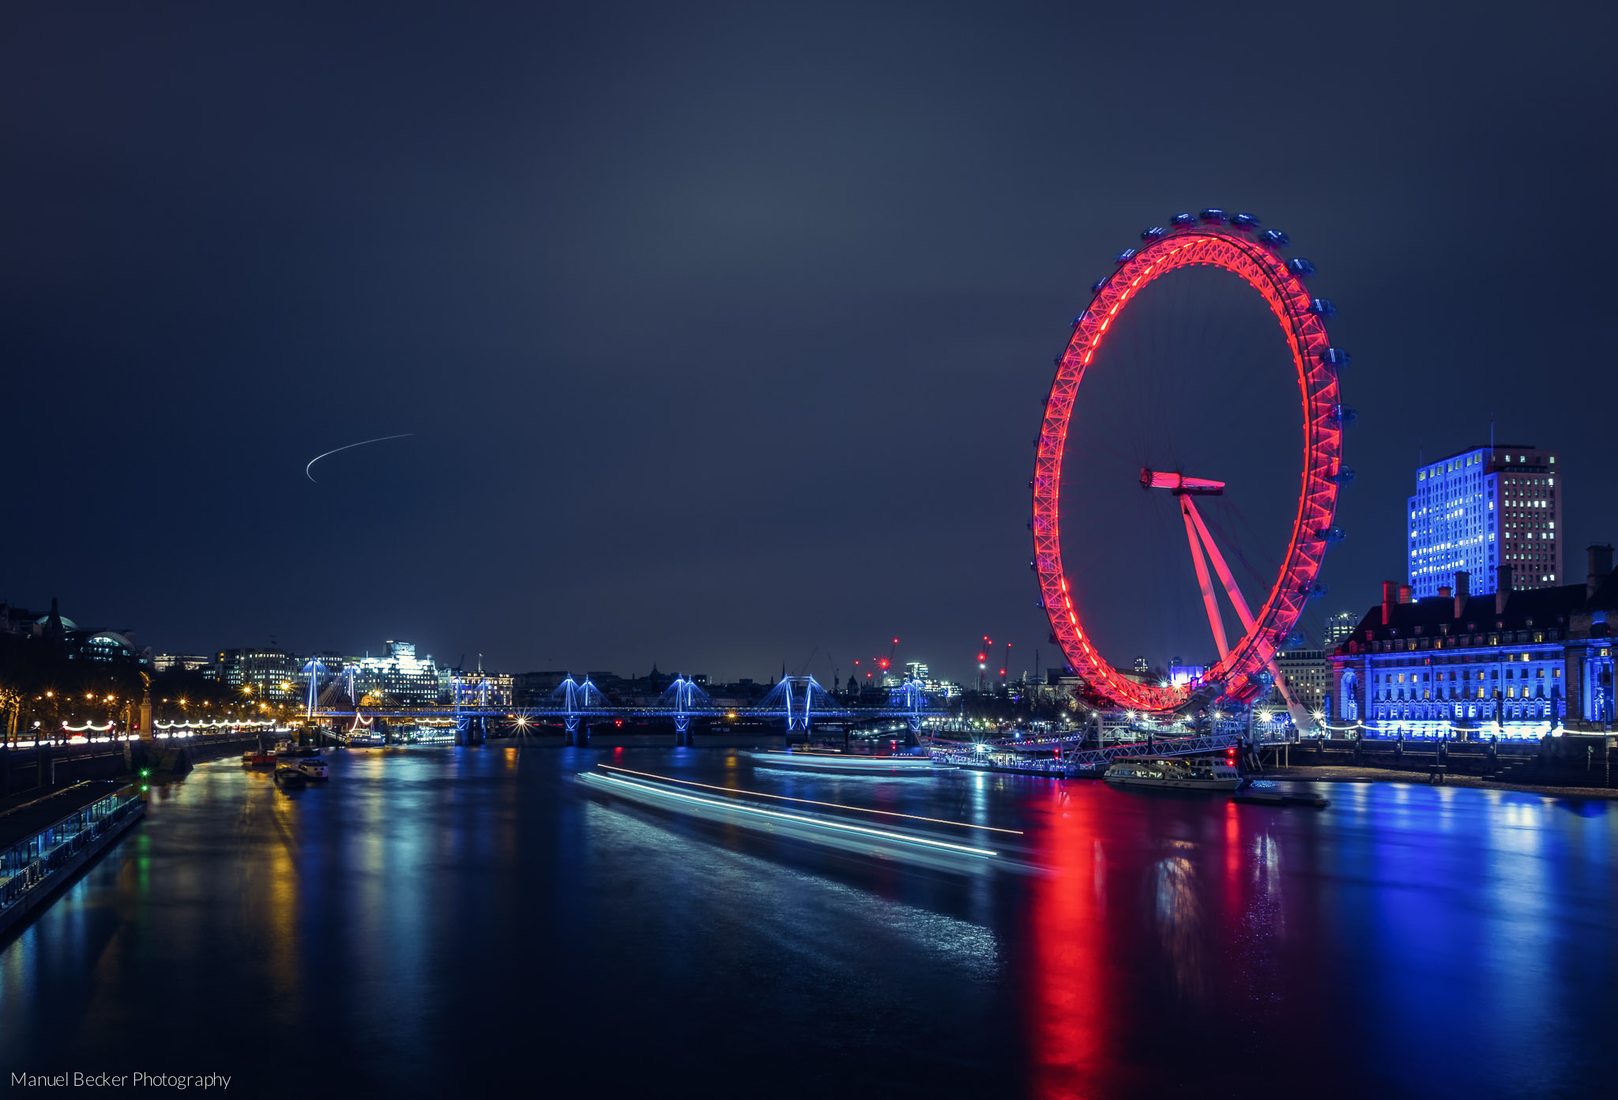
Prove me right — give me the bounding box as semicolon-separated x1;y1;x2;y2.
1348;629;1558;653
1374;686;1554;703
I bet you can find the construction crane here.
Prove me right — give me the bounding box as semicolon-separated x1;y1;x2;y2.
879;636;900;680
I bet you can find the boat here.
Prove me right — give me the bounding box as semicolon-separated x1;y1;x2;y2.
748;748;935;774
241;750;276;769
1103;756;1244;792
1233;784;1328;808
345;732;386;749
273;766;307;789
294;757;329;781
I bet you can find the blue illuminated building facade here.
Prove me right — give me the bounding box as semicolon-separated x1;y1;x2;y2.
1408;444;1561;599
1332;548;1616;740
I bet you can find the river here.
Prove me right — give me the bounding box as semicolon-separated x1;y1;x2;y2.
1;745;1613;1098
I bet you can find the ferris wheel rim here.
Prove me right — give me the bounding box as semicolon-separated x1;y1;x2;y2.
1031;219;1344;713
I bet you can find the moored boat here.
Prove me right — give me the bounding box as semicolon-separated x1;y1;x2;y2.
294;757;329;780
1103;756;1243;792
748;749;935;774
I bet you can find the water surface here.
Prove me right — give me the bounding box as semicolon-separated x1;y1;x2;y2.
1;746;1613;1098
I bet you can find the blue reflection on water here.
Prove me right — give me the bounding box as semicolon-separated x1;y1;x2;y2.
0;747;1612;1098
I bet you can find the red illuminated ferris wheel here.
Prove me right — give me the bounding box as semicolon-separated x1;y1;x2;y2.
1031;210;1348;714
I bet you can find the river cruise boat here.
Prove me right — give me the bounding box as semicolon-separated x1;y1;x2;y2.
241;750;276;769
752;718;936;774
749;748;934;774
1103;756;1243;792
294;757;330;781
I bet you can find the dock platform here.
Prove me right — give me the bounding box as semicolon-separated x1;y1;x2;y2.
0;781;145;939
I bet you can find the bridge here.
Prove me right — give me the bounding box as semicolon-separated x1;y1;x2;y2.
311;674;932;747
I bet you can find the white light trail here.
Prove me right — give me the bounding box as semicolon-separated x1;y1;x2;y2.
305;433;414;483
584;772;999;858
596;764;1022;835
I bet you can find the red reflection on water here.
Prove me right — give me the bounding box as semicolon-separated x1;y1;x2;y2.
1223;798;1242;920
1027;784;1108;1098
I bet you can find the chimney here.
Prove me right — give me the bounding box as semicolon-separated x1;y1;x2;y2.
1495;564;1513;615
1589;544;1614;598
1381;580;1397;625
1398;584;1413;605
1438;585;1452;599
1454;571;1469;620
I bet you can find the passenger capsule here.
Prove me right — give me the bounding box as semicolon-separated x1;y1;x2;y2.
1140;226;1168;242
1091;279;1108;294
1198;208;1227;223
1115;248;1138;264
1231;212;1261;229
1319;347;1352;368
1329;404;1357;426
1288;257;1316;277
1327;466;1356;483
1319;526;1346;543
1308;297;1336;316
1260;228;1290;248
1171;212;1198;228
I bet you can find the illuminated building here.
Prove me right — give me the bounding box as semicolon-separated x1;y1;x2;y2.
1271;645;1328;715
349;640;440;705
443;667;514;707
79;632;139;664
214;647;300;702
1322;610;1357;649
1331;547;1616;739
1408;444;1560;599
153;654;210;672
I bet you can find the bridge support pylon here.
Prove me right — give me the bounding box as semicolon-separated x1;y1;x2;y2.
674;715;693;747
456;715;487;746
565;717;589;747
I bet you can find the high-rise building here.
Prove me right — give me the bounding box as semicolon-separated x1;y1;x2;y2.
1407;444;1561;599
1271;645;1328;715
350;640;440;705
214;648;300;702
1322;610;1358;651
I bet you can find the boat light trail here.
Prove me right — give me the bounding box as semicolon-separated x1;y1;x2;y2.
305;433;414;483
586;771;1000;858
597;764;1022;836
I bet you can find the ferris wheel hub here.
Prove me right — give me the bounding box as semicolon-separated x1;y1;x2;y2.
1140;469;1226;496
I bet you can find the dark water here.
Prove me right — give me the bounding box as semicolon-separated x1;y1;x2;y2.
2;746;1615;1098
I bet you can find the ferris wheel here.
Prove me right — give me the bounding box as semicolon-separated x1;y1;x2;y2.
1031;210;1349;714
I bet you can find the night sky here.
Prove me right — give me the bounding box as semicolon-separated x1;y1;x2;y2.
5;1;1615;683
